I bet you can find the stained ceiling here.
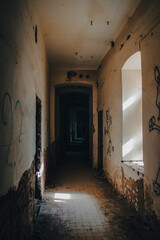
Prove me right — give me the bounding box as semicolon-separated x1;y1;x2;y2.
37;0;141;70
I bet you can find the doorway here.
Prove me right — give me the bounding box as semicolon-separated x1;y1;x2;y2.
55;85;93;165
35;96;42;199
98;110;103;169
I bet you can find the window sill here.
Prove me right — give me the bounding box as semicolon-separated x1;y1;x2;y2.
122;161;144;175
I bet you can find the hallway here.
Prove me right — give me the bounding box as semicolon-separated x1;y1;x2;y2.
1;0;160;239
32;158;158;240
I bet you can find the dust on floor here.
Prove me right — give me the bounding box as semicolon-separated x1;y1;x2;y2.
31;158;159;240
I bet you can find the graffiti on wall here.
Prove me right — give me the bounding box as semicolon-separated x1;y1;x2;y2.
148;66;160;196
153;167;160;196
15;100;23;163
149;66;160;132
1;92;23;167
104;108;114;156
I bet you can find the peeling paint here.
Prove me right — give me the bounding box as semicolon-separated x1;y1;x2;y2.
144;184;160;231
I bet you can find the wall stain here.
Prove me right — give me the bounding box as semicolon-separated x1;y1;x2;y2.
1;92;23;167
119;34;132;50
2;92;13;167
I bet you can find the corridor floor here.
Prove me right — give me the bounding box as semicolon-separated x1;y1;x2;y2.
31;158;159;240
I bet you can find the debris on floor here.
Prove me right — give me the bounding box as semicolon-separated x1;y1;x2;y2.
31;158;160;240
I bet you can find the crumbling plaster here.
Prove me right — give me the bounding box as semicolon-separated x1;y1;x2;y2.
98;0;160;222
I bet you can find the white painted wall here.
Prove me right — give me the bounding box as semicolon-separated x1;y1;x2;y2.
0;0;49;196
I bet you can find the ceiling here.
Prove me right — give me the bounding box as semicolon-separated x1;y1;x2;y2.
37;0;141;70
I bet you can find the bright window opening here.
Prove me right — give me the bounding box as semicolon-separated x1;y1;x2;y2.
54;200;67;203
122;52;143;169
54;193;71;200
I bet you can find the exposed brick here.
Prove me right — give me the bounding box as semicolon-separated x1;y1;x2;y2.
0;160;35;240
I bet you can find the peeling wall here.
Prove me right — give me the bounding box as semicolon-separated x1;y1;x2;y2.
121;166;144;212
50;69;98;168
0;0;49;237
0;160;35;240
98;0;160;226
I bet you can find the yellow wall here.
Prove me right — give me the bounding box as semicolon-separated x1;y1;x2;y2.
98;0;160;222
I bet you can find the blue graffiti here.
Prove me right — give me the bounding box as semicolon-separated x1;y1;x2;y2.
15;100;22;143
15;100;23;163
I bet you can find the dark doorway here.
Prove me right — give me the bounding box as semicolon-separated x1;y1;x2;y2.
98;110;103;169
35;96;42;199
55;85;92;165
60;92;89;156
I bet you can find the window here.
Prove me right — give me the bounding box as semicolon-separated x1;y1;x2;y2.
122;52;144;172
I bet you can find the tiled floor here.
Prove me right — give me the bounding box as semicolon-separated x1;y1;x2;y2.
40;191;107;239
31;157;159;240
